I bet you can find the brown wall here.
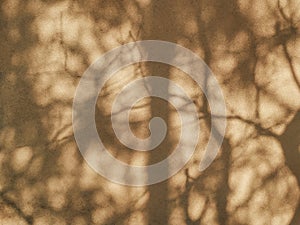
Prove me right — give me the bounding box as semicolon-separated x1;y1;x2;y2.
0;0;299;224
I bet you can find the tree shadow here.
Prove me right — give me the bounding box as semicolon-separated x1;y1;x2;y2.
0;0;299;224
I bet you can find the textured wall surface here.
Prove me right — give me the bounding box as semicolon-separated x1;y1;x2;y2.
0;0;299;224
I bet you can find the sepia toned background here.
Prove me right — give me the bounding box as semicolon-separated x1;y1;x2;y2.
0;0;299;224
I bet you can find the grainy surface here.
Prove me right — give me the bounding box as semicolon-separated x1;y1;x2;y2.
0;0;299;224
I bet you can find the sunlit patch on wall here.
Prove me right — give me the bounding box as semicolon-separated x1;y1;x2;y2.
11;146;33;172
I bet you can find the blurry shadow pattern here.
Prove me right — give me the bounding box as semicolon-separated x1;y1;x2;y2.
0;0;299;224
